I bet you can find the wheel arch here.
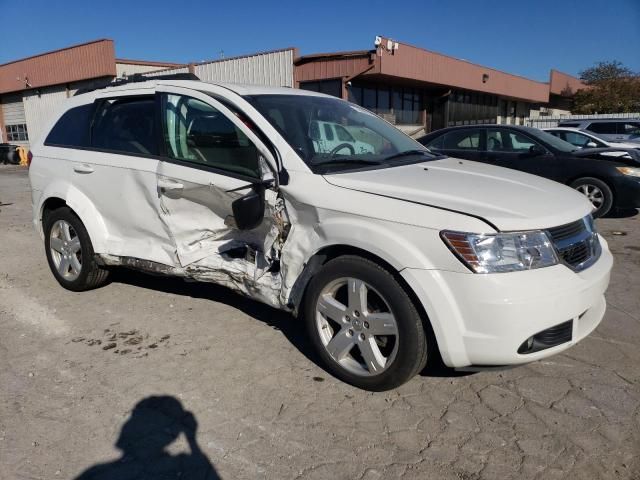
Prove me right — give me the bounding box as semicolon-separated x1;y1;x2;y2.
567;174;616;197
38;183;109;253
288;243;443;363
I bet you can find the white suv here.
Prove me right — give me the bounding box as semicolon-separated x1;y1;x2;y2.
29;77;613;390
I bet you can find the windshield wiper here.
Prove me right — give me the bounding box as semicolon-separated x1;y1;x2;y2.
382;149;433;162
311;157;383;167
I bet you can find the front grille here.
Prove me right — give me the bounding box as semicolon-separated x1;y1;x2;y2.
546;217;600;271
518;320;573;354
561;241;591;266
547;219;585;241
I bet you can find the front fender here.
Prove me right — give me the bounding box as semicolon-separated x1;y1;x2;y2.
279;211;468;306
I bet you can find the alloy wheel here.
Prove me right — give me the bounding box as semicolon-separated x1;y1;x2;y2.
49;220;82;281
576;183;604;209
315;277;399;376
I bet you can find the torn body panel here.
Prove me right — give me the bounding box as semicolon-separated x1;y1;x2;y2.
99;185;291;309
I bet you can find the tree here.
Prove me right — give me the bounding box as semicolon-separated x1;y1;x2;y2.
572;61;640;114
579;60;634;85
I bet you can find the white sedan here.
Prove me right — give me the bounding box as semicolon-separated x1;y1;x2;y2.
545;127;640;157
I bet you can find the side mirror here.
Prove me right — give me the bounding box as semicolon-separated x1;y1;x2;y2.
586;141;598;148
231;184;265;230
529;144;546;156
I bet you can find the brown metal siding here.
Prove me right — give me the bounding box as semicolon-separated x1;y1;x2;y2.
377;40;549;103
295;55;372;83
0;39;116;95
549;69;586;96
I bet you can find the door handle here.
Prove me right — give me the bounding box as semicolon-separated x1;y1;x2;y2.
158;179;184;191
73;163;94;174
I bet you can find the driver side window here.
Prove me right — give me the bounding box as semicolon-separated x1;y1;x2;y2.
162;94;261;178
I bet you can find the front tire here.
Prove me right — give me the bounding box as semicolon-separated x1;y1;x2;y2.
570;177;613;218
303;255;428;391
44;207;110;291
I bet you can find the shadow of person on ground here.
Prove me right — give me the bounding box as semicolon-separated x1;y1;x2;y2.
74;395;220;480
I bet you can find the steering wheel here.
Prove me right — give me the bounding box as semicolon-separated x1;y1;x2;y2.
329;143;355;157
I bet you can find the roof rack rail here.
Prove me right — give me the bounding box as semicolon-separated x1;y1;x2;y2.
74;72;200;96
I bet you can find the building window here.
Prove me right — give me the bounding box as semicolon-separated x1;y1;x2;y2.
447;90;498;126
349;83;422;125
299;80;342;98
5;124;29;142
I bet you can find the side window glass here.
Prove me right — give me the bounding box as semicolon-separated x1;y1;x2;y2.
563;132;590;147
92;97;158;155
443;130;481;150
487;130;503;151
45;104;93;147
426;135;444;150
586;123;617;134
163;94;260;178
323;123;335;141
507;132;539;152
621;122;640;135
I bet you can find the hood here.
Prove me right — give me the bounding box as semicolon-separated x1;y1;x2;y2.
574;147;640;163
323;157;592;231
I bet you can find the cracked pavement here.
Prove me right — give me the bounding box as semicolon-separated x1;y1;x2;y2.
1;166;639;479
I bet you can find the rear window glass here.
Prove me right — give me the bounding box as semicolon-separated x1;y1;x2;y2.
443;129;481;150
45;104;93;147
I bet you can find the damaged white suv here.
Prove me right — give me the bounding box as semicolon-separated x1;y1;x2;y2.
29;76;613;390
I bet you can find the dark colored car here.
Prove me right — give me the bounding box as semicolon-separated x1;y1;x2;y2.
418;125;640;217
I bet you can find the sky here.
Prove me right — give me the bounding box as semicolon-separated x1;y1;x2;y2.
1;0;638;82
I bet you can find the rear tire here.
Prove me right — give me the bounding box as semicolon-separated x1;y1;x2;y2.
44;207;110;291
303;255;428;391
570;177;613;218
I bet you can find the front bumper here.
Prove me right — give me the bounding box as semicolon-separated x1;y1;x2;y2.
401;235;613;368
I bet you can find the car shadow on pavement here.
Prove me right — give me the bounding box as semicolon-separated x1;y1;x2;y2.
111;270;468;382
110;270;322;369
73;395;220;479
607;208;639;219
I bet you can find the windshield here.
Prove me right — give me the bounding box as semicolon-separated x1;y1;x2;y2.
521;126;577;153
245;94;439;172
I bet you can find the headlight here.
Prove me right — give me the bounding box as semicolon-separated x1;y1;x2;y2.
441;230;558;273
616;166;640;177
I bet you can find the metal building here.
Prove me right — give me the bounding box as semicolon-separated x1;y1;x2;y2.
145;48;296;87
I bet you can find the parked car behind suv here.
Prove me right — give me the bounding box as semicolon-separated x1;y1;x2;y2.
558;118;640;144
29;77;612;390
544;127;640;153
418;125;640;217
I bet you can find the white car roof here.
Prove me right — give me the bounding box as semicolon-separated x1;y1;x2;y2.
544;127;587;132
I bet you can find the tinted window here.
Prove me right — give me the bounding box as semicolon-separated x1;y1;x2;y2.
163;94;260;178
487;128;543;153
586;122;617;134
559;122;580;127
92;97;158;155
426;135;444;150
45;104;93;147
443;129;481;150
